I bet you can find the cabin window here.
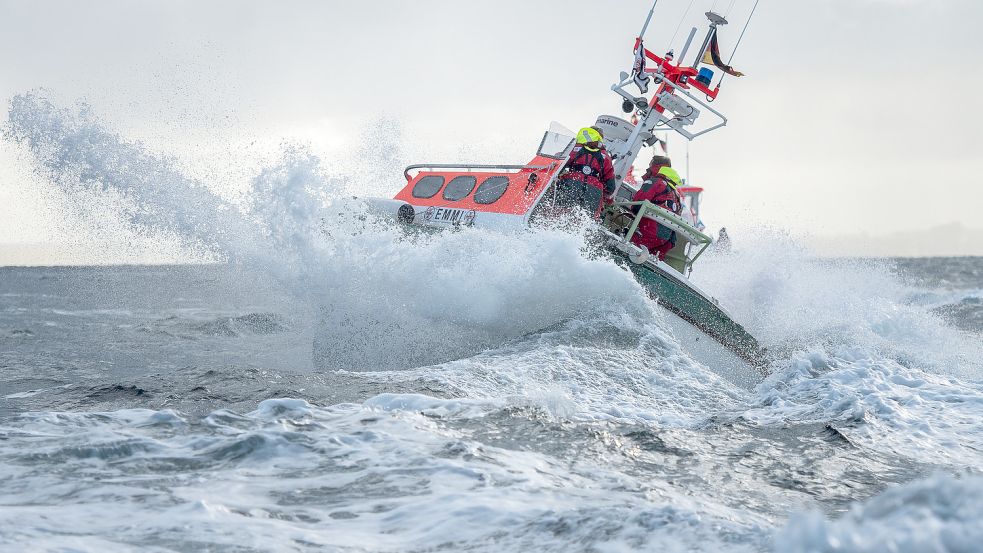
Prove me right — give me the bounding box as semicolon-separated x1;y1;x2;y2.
442;176;477;201
412;175;445;199
474;176;509;204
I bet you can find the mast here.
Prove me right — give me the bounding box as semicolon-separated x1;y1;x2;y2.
605;8;745;186
637;0;660;40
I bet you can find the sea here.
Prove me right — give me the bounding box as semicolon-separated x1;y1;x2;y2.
2;92;983;552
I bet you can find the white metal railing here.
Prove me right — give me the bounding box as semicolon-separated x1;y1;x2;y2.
609;200;714;270
403;163;549;181
609;71;728;142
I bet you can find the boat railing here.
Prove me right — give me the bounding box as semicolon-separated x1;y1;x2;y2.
403;163;549;181
609;200;714;271
610;70;728;142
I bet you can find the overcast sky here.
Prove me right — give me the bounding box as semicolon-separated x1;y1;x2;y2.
1;0;981;260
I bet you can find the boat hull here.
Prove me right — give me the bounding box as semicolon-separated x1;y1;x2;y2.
657;304;765;390
609;247;767;380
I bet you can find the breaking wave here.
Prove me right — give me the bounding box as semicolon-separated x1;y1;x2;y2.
777;474;983;553
4;91;983;551
5;91;652;371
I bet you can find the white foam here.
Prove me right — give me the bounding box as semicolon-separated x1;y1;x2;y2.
6;91;691;373
250;398;315;420
364;393;500;419
905;287;983;311
776;474;983;552
3;383;73;399
7;91;983;552
696;234;982;377
0;401;771;552
746;346;983;467
399;305;755;428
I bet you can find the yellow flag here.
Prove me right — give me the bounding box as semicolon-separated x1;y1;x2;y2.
702;34;744;77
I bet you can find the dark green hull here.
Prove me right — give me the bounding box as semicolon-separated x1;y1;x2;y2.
611;248;766;368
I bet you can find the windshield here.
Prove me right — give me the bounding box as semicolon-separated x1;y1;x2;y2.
537;122;575;159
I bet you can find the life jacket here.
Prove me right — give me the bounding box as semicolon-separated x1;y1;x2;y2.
635;174;682;214
564;146;612;192
628;169;678;250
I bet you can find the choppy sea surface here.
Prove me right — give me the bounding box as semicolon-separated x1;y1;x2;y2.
3;92;983;552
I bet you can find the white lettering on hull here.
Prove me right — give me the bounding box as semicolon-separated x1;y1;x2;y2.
424;207;477;226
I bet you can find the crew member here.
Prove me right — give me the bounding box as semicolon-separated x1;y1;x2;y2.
630;155;682;260
555;127;617;217
591;126;607;150
717;227;732;252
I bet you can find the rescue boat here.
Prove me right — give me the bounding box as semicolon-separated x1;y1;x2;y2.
364;3;766;387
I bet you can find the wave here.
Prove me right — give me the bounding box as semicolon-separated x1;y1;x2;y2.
7;91;983;413
691;236;983;469
5;91;662;372
777;473;983;552
8;90;983;427
905;288;983;334
5;394;979;552
191;312;288;337
5;91;983;551
0;399;772;552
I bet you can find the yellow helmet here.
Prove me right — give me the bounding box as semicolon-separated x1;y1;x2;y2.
576;127;603;146
658;166;682;188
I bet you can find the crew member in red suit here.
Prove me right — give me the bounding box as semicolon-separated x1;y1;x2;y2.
630;155;683;260
556;127;617;217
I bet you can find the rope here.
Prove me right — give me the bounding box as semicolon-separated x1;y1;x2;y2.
717;0;760;89
668;0;698;52
724;0;738;17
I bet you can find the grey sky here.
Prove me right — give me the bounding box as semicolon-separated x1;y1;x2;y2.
1;0;982;258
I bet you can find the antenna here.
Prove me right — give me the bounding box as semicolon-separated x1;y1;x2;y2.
637;0;660;39
686;140;690;185
678;27;698;63
717;0;761;89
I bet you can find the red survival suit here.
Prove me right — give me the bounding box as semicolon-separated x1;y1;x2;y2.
630;163;682;260
558;145;617;217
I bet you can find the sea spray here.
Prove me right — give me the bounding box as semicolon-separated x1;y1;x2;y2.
776;473;983;553
5;91;254;259
6;91;983;552
5;91;657;371
695;231;983;380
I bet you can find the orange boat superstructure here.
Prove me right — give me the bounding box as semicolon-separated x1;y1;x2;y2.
392;156;566;232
